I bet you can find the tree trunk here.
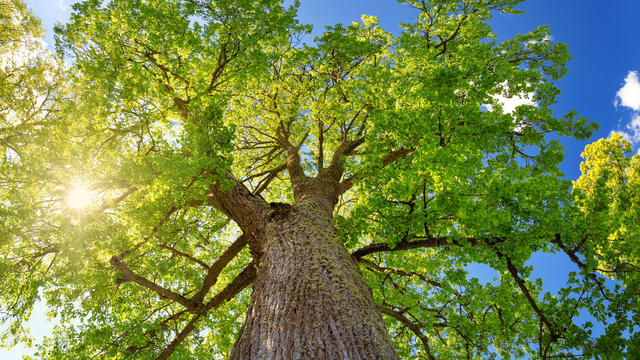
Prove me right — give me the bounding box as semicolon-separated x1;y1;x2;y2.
230;200;398;359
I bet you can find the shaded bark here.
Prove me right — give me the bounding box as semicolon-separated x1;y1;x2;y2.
230;200;398;359
206;172;270;258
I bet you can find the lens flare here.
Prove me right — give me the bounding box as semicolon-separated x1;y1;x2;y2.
65;182;93;210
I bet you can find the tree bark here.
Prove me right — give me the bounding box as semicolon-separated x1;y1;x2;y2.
230;199;398;359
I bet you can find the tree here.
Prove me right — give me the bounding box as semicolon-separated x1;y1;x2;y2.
0;0;638;358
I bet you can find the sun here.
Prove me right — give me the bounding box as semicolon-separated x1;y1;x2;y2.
65;182;94;210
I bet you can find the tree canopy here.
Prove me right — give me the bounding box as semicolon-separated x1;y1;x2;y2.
0;0;638;359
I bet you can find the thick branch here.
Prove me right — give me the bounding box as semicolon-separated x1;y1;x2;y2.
154;314;200;360
154;263;256;360
285;142;305;178
376;305;436;360
358;258;444;288
190;235;247;304
13;245;59;272
110;256;200;312
206;172;269;241
276;131;323;204
350;233;511;259
324;137;365;181
203;261;256;311
352;236;454;259
318;120;325;172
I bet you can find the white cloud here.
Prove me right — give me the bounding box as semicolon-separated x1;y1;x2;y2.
490;92;537;114
484;81;537;115
610;114;640;145
611;71;640;147
58;0;68;11
627;114;640;142
615;71;640;111
482;89;537;133
609;130;632;143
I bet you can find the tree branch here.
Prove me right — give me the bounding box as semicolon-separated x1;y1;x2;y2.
109;256;200;312
203;261;256;311
376;304;436;360
154;313;201;360
284;141;308;188
190;235;247;304
351;236;454;259
358;258;444;288
126;310;188;355
324;137;365;182
551;234;615;301
339;147;414;194
253;163;287;195
278;132;312;202
494;248;559;341
154;262;256;360
318;120;325;172
13;245;59;270
206;172;269;249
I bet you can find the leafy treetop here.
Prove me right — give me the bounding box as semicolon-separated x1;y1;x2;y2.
0;0;638;359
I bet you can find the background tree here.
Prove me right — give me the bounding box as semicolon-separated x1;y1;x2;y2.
0;0;638;359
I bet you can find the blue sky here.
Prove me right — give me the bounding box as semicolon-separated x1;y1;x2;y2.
3;0;639;358
294;0;640;182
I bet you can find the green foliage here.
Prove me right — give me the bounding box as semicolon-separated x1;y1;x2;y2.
0;0;637;359
0;0;68;348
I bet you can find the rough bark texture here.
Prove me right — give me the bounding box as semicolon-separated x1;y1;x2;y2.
230;199;398;360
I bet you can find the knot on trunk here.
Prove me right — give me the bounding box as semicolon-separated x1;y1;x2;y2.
268;202;293;222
